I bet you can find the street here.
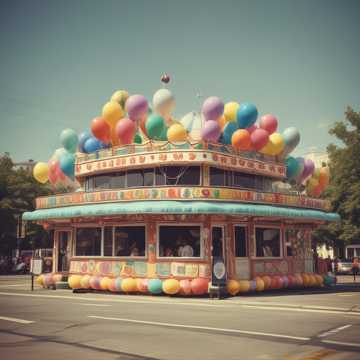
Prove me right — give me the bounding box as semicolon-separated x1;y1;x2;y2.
0;276;359;360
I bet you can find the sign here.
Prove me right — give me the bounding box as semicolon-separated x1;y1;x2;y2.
211;256;227;286
30;258;43;275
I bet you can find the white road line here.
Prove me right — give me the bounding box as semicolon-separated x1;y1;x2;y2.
0;316;34;324
0;284;30;287
75;303;111;307
337;294;354;297
318;324;352;338
322;340;360;348
88;315;310;341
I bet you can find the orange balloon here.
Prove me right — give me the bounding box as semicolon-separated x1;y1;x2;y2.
218;115;227;130
231;129;252;151
262;275;272;289
318;167;330;188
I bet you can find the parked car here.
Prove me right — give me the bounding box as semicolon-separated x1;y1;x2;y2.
335;259;353;274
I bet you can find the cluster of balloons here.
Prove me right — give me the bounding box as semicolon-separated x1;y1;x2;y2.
305;167;330;197
227;273;325;296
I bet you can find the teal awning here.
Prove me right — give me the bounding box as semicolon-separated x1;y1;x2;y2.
23;201;340;222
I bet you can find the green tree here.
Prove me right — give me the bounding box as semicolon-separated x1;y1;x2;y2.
313;107;360;254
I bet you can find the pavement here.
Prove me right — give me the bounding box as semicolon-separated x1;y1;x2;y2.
0;275;359;360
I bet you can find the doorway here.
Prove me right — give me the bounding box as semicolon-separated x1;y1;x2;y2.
56;231;71;272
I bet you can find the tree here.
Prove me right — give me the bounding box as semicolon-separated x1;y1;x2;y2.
313;107;360;253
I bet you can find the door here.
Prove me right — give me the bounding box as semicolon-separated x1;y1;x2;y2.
56;230;71;272
211;225;227;286
234;225;250;280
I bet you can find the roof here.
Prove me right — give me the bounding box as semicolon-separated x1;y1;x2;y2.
22;201;340;222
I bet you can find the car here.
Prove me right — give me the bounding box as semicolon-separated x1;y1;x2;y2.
335;259;353;275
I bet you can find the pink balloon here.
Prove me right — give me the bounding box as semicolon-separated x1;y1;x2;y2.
125;95;148;121
250;128;269;151
247;124;258;134
116;118;136;144
260;114;278;134
201;120;221;142
202;97;224;121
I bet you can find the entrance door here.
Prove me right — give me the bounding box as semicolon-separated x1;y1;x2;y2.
211;226;227;286
234;225;250;280
57;231;71;272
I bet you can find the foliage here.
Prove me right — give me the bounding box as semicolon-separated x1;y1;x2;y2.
313;107;360;249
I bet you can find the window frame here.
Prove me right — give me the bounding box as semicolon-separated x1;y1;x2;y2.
233;224;248;258
253;225;283;259
73;224;103;258
156;223;204;260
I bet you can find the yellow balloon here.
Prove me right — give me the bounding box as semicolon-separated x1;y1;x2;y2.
102;101;124;127
111;90;129;109
238;280;251;293
167;123;187;142
260;132;284;156
68;275;82;289
227;279;240;295
36;274;44;286
33;162;49;184
224;101;239;122
162;279;181;295
218;115;227;130
80;275;91;289
121;278;137;292
100;276;111;291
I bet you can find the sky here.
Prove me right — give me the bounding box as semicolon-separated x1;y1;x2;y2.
0;0;359;162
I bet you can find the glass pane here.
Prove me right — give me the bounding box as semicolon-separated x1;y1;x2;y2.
212;227;223;257
235;226;247;257
114;226;145;257
94;175;111;189
177;166;201;185
75;228;101;256
255;227;281;257
159;226;201;257
164;167;182;185
155;168;166;185
127;170;144;187
210;167;225;186
111;172;125;189
103;227;113;256
143;169;154;186
234;172;256;189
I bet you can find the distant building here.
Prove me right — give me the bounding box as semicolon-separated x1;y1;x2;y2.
13;160;35;172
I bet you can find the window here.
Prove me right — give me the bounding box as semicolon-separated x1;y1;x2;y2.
255;227;281;258
114;226;146;257
75;227;101;256
111;172;126;188
210;167;226;186
94;175;111;189
155;168;166;185
158;225;201;257
127;170;144;187
234;172;255;189
157;166;201;186
234;226;247;257
103;226;113;256
143;169;154;186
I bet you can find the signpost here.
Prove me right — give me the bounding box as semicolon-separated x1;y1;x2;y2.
30;258;43;291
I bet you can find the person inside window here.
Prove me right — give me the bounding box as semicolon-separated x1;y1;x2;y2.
262;244;273;257
164;247;173;257
130;242;139;256
181;240;194;257
176;238;184;257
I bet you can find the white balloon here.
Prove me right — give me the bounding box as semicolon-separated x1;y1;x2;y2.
152;88;175;116
180;111;203;141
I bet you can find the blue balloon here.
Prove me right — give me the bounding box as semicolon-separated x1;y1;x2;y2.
83;137;102;153
285;156;300;179
59;152;75;178
78;130;92;153
223;122;238;144
148;279;163;294
236;103;258;129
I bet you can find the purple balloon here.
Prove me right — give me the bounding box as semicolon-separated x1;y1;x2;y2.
202;96;224;121
301;158;315;180
125;94;148;121
201;120;221;142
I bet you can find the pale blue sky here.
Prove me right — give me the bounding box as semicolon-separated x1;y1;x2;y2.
1;0;359;161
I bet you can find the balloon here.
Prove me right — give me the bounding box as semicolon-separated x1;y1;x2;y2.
80;275;91;289
114;278;122;292
33;162;49;184
44;273;54;287
137;279;149;293
249;280;257;292
294;157;305;180
121;278;137;292
111;90;129;108
60;129;78;153
260;132;285;156
83;137;102;153
223;122;238;144
201;120;221;142
180;112;202;141
68;275;82;289
227;280;241;296
238;280;250;293
148;279;163;294
179;279;192;295
262;276;272;289
36;274;44;286
190;278;208;295
232;129;252;151
89;276;101;290
255;278;265;292
91;117;111;143
202;97;224;121
52;273;63;283
250;128;269;151
126;94;148;121
306;177;319;193
162;279;180;295
78;130;92;153
301;158;315;181
59;152;75;178
236;103;258;129
116;118;136;145
100;277;111;291
224;101;239;122
161;73;170;84
285;156;300;179
108;278;117;292
102;101;124;127
313;168;321;179
157;125;168;141
318;167;330;188
282;127;300;156
247;124;258;134
259;114;278;134
218;115;227;130
146;114;166;139
153;89;175;116
167;123;187;142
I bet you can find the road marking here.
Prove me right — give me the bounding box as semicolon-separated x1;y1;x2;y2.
337;294;354;297
88;315;310;341
0;316;34;324
321;340;360;348
318;324;352;338
0;284;30;287
75;303;111;307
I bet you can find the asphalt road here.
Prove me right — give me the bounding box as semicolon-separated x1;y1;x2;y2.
0;276;359;360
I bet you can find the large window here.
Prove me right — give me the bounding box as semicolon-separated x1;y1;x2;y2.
158;225;201;258
75;227;102;256
255;227;281;258
234;226;247;257
114;226;146;257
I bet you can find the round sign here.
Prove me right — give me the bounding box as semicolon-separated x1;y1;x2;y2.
213;260;226;280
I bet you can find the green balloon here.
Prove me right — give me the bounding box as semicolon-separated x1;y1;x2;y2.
146;114;165;139
134;133;142;144
194;143;203;149
155;125;168;141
